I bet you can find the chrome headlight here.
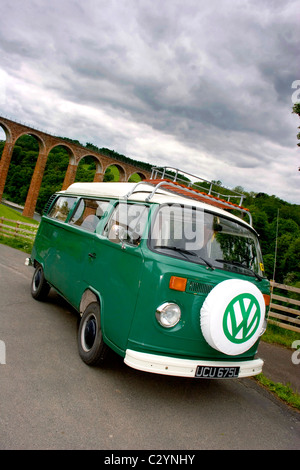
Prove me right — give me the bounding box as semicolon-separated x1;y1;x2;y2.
156;302;181;328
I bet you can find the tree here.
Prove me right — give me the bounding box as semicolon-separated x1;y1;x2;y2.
292;103;300;147
283;237;300;281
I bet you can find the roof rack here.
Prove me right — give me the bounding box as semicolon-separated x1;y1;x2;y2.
150;167;246;205
125;166;252;225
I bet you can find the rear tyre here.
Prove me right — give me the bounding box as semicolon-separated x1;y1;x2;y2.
78;302;108;366
31;264;50;301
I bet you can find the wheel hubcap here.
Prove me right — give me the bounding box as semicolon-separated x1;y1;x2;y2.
83;315;97;351
33;268;41;291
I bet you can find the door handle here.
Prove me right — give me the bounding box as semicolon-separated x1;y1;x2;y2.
88;252;96;259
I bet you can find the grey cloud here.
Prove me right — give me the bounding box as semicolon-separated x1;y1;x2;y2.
0;0;299;202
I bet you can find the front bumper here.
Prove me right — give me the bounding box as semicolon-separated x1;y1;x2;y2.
124;349;263;378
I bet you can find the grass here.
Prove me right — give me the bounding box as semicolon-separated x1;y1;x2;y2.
0;203;38;253
254;374;300;411
258;322;300;411
0;203;39;225
262;323;300;348
0;234;34;253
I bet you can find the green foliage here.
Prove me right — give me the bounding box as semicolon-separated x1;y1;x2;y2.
263;323;300;348
0;204;38;253
293;103;300;115
0;233;34;254
0;203;39;225
255;373;300;410
292;103;300;147
242;192;300;282
0;135;299;283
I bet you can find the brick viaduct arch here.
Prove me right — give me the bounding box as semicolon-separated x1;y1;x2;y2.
0;116;151;218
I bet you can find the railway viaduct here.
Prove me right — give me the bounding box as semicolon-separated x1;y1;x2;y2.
0;116;151;218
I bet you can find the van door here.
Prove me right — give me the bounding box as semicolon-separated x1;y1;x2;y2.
42;195;78;299
45;197;110;308
84;202;149;353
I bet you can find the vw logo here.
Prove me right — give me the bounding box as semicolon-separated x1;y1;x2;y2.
223;293;261;344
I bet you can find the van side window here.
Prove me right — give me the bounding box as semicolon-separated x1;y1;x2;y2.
48;196;76;222
69;198;110;232
104;203;149;246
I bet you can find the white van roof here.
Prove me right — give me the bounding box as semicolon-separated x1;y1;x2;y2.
61;181;253;228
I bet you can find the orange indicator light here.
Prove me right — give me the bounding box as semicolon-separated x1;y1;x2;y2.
169;276;187;292
263;294;270;306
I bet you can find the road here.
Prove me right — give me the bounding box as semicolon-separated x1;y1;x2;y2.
0;244;299;450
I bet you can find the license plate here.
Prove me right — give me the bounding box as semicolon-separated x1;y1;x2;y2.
195;365;240;379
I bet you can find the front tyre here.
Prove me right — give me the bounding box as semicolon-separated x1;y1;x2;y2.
31;264;50;301
78;302;108;366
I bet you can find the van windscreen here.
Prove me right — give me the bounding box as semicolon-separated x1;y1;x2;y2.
149;204;265;279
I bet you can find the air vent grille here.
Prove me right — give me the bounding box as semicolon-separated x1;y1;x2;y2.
187;281;213;295
43;194;57;214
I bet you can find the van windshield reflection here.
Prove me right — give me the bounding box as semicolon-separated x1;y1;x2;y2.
150;204;265;278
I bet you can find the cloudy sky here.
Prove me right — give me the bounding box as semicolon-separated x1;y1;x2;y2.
0;0;299;203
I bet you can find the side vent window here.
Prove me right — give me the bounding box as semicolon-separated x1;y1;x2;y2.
43;194;57;215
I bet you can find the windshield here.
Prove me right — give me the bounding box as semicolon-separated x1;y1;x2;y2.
150;204;265;279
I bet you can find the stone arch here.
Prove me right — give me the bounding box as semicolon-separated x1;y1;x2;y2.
15;130;47;153
0;124;8;163
127;171;147;182
0;121;13;143
77;153;103;172
1;132;44;211
103;163;127;182
75;153;103;183
48;142;75;160
35;143;74;213
0;122;16;202
48;142;77;190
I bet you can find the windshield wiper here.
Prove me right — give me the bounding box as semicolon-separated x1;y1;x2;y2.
154;245;214;269
215;259;263;281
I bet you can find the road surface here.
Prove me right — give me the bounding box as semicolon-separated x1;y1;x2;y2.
0;244;299;450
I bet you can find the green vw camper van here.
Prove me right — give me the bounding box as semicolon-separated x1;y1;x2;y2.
28;167;270;379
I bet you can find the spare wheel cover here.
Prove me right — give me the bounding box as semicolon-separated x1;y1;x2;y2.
200;279;265;356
